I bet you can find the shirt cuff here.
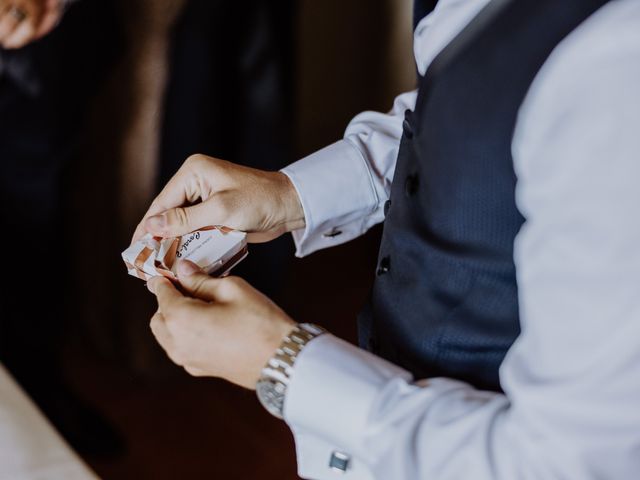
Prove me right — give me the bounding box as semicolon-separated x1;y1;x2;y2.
281;140;384;257
288;426;375;480
283;334;412;478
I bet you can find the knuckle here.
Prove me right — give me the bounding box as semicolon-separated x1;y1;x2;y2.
172;347;191;366
220;276;244;296
169;352;185;366
149;312;162;327
149;320;159;336
185;153;211;170
227;276;246;288
184;367;204;377
185;154;202;167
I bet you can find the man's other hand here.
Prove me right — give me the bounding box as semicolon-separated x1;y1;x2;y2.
132;154;305;244
0;0;65;49
147;260;296;389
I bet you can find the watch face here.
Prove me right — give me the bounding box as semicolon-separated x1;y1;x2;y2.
256;379;285;419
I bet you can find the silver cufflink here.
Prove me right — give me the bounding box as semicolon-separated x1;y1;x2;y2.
329;451;350;473
323;228;343;238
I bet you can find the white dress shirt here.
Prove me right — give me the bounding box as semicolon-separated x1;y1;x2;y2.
280;0;640;479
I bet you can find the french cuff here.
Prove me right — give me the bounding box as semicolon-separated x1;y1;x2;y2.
281;141;382;258
283;335;412;478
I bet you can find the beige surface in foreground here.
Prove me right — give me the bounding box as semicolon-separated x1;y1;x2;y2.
0;364;97;480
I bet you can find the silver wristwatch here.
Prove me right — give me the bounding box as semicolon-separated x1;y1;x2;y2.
256;323;326;419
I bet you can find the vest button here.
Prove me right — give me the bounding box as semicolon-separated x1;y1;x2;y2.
384;199;391;216
323;228;342;238
377;256;390;276
405;174;419;196
403;109;414;139
402;118;414;139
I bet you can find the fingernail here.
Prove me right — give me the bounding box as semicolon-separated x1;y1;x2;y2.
146;214;166;232
178;260;201;277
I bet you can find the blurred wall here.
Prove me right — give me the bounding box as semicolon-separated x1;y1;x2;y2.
71;0;415;372
295;0;414;155
68;0;184;372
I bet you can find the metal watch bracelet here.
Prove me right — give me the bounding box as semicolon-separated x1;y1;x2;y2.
256;323;326;419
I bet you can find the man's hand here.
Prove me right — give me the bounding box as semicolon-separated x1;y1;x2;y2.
132;154;305;244
147;260;296;389
0;0;64;49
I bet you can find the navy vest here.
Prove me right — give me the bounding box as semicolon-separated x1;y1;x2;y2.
359;0;610;391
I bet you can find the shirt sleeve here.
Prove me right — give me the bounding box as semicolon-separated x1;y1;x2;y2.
280;0;495;258
282;4;640;479
281;89;416;257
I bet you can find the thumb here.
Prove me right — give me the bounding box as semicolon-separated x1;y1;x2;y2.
147;276;184;315
176;260;225;302
145;202;214;238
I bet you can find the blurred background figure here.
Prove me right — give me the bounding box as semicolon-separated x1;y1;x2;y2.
0;0;123;456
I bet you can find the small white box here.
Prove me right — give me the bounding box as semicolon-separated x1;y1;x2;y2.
122;227;248;281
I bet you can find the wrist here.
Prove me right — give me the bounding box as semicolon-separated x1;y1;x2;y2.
275;172;306;233
256;323;326;419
